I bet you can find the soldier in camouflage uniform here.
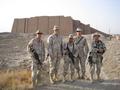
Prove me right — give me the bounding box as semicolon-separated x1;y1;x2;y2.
74;28;89;79
62;34;78;82
88;32;106;82
27;30;45;88
47;25;63;84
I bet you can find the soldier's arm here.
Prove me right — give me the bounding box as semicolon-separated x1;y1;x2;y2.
100;41;106;54
61;36;64;56
27;39;34;53
42;42;45;61
47;36;53;57
103;42;106;51
74;44;79;58
84;39;89;56
63;43;68;56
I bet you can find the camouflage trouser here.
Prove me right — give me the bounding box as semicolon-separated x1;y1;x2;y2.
63;56;75;77
74;56;86;77
90;55;102;79
31;62;40;88
49;56;61;78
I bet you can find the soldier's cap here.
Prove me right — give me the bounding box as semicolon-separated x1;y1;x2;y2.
53;25;59;30
69;34;73;39
93;32;100;37
35;30;43;34
76;28;82;32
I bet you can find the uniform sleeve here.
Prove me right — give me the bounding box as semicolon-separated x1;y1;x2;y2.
74;44;79;57
42;41;45;60
84;38;89;56
102;42;106;53
61;36;64;56
27;39;34;53
63;43;67;55
47;36;53;57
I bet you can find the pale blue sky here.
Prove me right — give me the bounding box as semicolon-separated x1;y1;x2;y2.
0;0;120;34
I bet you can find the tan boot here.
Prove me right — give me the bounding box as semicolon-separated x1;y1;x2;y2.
50;74;54;84
70;74;74;82
33;79;37;90
97;75;100;80
90;74;94;83
81;75;85;80
62;76;66;83
77;71;80;79
54;74;59;81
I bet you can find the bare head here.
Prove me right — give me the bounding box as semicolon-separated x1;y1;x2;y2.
53;25;60;35
68;34;74;43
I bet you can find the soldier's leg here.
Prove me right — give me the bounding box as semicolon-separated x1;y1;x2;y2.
90;64;95;82
49;59;56;84
70;61;75;81
80;57;86;79
31;64;38;89
74;57;80;79
96;58;102;80
54;57;60;81
63;56;69;82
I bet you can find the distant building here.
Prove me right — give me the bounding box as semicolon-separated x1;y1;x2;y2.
114;34;120;40
11;16;108;36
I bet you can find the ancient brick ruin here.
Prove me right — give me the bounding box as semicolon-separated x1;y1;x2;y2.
11;16;107;36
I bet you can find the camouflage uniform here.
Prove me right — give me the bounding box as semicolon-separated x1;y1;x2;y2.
63;35;78;82
47;33;63;83
74;36;89;79
89;39;106;81
27;37;45;87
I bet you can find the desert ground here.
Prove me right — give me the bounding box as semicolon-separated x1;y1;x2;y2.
0;33;120;90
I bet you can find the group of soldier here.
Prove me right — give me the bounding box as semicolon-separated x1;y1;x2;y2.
27;25;106;88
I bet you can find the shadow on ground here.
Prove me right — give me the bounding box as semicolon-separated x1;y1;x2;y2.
37;79;120;90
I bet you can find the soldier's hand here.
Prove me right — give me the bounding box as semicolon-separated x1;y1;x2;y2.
99;49;104;52
50;55;54;60
38;64;43;70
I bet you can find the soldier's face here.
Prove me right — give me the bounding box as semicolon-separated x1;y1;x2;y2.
94;36;99;41
69;38;74;43
36;33;42;38
54;29;59;34
76;31;82;36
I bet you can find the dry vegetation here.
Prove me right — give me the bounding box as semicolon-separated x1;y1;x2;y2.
0;69;32;90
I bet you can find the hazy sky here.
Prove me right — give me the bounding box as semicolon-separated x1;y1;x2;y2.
0;0;120;34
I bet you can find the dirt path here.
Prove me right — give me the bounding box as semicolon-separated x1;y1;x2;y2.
38;79;120;90
37;65;120;90
38;67;120;90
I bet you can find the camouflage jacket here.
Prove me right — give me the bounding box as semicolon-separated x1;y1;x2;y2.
74;36;89;57
47;34;63;58
90;40;106;55
63;42;78;57
27;37;45;63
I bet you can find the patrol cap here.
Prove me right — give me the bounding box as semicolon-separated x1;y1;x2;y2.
93;32;100;37
35;30;43;34
76;28;82;32
68;34;73;39
53;25;59;30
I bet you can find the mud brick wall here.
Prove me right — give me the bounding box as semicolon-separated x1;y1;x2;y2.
38;16;49;34
12;19;18;33
11;16;108;36
48;16;57;34
60;16;73;35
